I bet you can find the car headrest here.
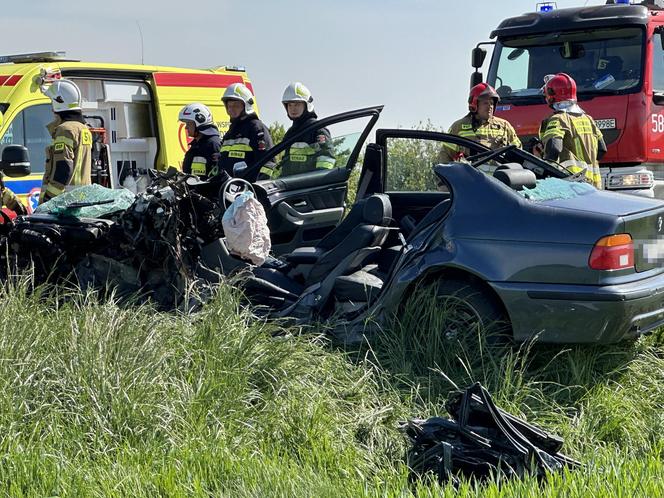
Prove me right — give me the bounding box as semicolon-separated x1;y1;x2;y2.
362;194;392;225
493;168;537;191
495;163;523;171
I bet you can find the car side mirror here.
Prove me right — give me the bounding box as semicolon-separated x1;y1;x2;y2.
232;161;248;176
471;47;487;69
470;72;484;88
0;145;31;177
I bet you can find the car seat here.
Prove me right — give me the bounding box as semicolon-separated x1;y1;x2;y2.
243;194;394;310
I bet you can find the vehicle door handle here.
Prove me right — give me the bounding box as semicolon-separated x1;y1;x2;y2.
277;202;344;226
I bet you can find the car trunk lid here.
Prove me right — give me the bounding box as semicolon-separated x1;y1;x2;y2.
538;189;664;272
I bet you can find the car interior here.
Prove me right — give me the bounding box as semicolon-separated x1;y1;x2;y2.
202;136;562;318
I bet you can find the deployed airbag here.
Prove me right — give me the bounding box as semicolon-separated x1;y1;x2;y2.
222;191;271;266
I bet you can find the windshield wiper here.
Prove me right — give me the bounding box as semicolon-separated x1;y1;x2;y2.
499;94;545;105
578;89;620;98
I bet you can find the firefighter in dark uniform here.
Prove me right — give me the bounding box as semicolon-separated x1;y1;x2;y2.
178;102;227;182
0;174;27;214
539;73;607;189
40;79;92;203
439;83;521;163
215;83;274;181
274;82;335;177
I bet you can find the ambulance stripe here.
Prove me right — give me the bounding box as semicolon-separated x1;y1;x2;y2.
0;75;22;86
153;73;247;89
3;179;41;195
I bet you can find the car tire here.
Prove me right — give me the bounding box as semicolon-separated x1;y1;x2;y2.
433;278;512;345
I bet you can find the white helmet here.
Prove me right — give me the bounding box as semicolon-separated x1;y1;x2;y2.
41;79;82;112
282;82;314;113
222;83;255;115
178;103;214;128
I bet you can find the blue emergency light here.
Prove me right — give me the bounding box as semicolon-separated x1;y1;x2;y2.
536;2;556;12
615;0;630;4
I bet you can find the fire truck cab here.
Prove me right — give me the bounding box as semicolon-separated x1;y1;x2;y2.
0;51;255;211
472;0;664;198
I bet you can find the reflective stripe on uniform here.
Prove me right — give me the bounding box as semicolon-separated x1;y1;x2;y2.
46;183;65;197
191;156;207;175
443;142;460;154
560;160;601;188
541;121;565;141
53;136;74;147
315;155;336;169
260;166;275;178
221;137;253;160
74;141;84;184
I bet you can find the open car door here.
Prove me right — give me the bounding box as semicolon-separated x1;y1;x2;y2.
240;106;382;255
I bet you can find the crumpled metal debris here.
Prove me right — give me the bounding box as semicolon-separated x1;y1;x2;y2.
402;382;580;487
1;171;228;310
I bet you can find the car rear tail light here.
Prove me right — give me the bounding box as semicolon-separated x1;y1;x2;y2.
589;234;634;270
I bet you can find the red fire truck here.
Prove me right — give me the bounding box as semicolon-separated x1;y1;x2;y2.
471;0;664;197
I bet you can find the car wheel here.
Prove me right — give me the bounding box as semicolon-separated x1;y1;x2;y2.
434;278;512;345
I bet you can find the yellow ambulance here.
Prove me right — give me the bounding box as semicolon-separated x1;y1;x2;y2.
0;51;256;211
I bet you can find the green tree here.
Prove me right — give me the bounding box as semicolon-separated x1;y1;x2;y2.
268;121;286;144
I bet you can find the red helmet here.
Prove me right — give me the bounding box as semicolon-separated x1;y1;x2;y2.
468;83;500;113
543;73;577;105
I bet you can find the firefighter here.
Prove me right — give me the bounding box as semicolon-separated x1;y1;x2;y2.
178;103;226;182
439;83;521;163
39;79;92;203
216;83;274;181
275;82;335;177
0;174;27;215
539;73;607;189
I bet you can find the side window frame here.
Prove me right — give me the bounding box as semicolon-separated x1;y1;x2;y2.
652;29;664;93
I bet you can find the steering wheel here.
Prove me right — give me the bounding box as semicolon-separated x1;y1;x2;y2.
221;177;256;209
469;144;516;168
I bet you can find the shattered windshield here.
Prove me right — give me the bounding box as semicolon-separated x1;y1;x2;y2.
518;177;596;201
488;27;644;103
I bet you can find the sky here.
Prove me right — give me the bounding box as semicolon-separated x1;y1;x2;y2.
0;0;608;130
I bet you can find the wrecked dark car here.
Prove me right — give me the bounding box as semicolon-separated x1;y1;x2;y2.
3;106;664;344
233;109;664;344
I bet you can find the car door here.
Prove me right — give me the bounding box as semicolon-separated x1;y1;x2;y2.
243;106;382;255
358;129;567;224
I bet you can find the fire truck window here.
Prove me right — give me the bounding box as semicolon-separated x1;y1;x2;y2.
0;104;52;174
495;48;530;97
653;33;664;92
490;28;643;100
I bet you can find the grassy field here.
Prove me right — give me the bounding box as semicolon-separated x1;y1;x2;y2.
1;277;663;497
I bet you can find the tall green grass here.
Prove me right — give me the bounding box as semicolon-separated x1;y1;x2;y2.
0;276;663;496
